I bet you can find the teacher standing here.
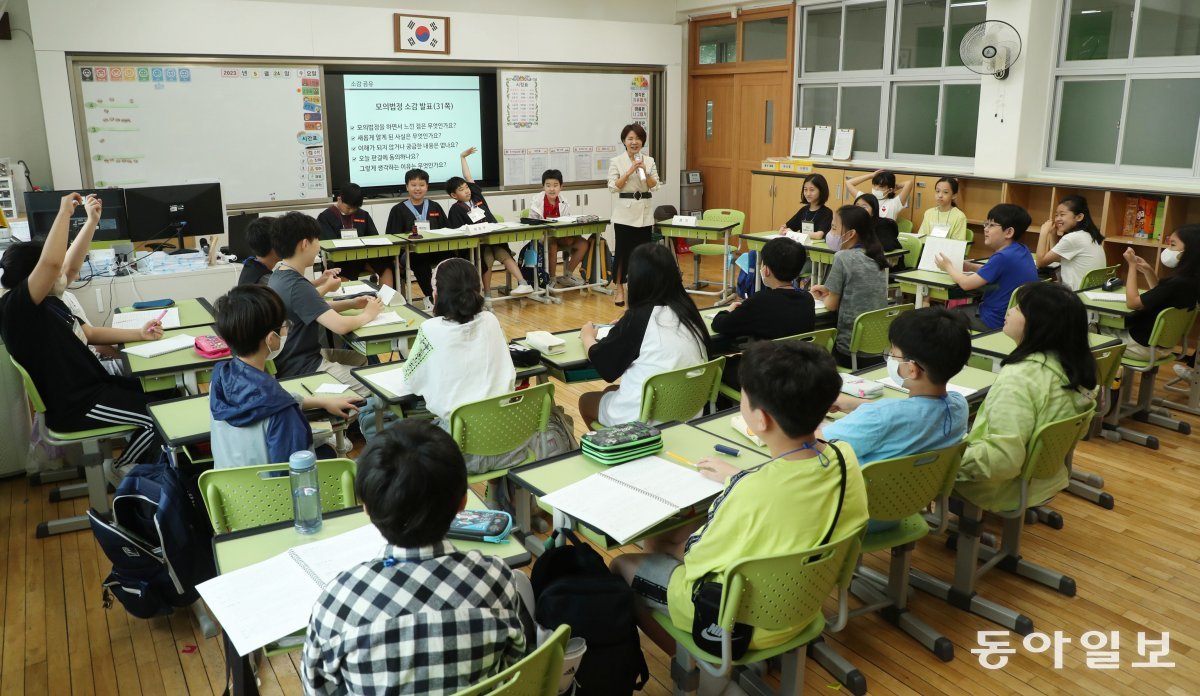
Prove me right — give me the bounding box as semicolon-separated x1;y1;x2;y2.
608;123;660;306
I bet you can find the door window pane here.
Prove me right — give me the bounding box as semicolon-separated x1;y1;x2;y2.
948;1;988;67
698;23;737;64
1122;79;1200;168
893;84;940;155
1064;0;1134;61
800;86;837;128
743;17;790;62
1134;0;1200;58
898;0;946;69
940;84;981;158
838;86;882;153
843;2;887;70
1055;80;1123;163
805;7;842;72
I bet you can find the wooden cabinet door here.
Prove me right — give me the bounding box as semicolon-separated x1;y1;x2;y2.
811;166;845;207
688;75;736;212
909;175;944;232
747;173;777;233
772;176;806;229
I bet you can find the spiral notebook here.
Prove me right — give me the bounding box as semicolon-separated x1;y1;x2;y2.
540;455;723;544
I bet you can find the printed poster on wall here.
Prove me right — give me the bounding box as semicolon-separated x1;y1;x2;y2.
505;74;539;130
630;75;650;128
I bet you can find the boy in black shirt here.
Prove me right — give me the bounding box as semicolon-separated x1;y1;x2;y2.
317;183;393;288
712;237;815;340
445;147;532;297
385;168;461;308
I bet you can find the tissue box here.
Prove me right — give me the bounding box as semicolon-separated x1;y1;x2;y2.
525;330;566;355
840;374;884;399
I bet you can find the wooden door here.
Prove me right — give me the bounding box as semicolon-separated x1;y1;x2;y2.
772;175;806;229
688;75;736;213
732;73;792;214
747;173;777;233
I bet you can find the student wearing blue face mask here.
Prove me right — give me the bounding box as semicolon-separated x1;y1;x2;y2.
811;205;890;368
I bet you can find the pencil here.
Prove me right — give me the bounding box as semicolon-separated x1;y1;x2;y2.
664;451;699;470
301;383;313;395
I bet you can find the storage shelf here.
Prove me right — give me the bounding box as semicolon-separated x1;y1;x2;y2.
1105;235;1162;248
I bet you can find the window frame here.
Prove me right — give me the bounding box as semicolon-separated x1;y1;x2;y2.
892;0;985;76
691;6;794;74
1057;0;1200;69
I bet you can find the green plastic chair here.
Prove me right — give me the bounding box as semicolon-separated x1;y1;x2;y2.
1078;264;1120;290
719;329;839;403
847;303;915;370
639;357;726;424
897;232;922;270
653;529;865;694
897;217;913;234
11;356;136;538
198;459;358;535
453;624;571;696
1112;306;1198;449
690;209;745;289
811;443;965;685
449;382;555;485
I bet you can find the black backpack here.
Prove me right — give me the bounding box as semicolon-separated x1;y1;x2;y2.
531;529;649;696
88;461;216;618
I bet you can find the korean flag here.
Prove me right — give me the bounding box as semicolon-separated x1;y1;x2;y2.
396;14;448;53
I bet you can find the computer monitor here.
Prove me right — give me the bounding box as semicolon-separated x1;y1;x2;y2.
125;183;224;255
226;212;260;260
23;189;129;242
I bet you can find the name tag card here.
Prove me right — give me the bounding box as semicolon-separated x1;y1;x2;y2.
339;228;357;240
671;215;697;227
801;222;815;235
784;231;810;244
931;224;950;239
415;221;431;233
468;207;486;223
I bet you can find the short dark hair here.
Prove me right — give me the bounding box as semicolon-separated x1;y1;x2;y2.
432;258;485;323
245;217;274;257
888;307;971;385
270;211;321;258
214;285;286;356
836;204;888;270
0;242;43;289
987;204;1032;243
338;183;364;209
739;340;841;438
444;176;468;197
802;174;829;207
760;237;807;283
355;420;467;547
541;169;564;185
620;123;647;144
405;169;429;184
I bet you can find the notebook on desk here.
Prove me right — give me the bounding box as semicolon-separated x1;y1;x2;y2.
122;333;196;359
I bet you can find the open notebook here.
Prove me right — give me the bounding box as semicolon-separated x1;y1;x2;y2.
111;308;181;331
540;455;723;544
122;333;195;359
196;523;388;656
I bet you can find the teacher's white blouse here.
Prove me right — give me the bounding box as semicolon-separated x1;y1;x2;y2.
607;152;661;227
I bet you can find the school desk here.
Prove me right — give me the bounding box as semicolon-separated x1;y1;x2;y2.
121;325;227;394
698;296;836;345
969;329;1122;371
113;297;216;329
342;301;430;357
740;231;906;291
509;422;771;554
541;217;613;302
478;221;554;304
891;269;964;308
214;494;529;696
318;235;405;290
514;330;598;383
1077;290;1135;331
399;229;482;305
655;218;741;303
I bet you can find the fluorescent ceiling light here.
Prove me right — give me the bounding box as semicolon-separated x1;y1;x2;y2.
950;1;987;7
1081;9;1102;14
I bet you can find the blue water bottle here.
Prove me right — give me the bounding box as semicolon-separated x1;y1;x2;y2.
289;451;322;534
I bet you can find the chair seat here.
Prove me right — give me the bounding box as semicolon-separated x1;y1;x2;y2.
860;513;929;554
653;611;826;668
1121;352;1179;370
691;243;733;255
47;423;138;443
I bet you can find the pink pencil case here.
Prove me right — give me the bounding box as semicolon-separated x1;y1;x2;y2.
194;335;231;359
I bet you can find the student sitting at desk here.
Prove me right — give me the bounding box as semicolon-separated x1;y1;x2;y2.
239;216;342;293
1114;225;1200;361
267;212;383;398
610;341;868;655
955;283;1096;511
935;203;1039;332
712;237;814;341
209;285;363;469
317;183;393;288
0;193;165;482
303;420;531;695
916;177;969;242
446;147;533;298
385;168;459;310
779;173;833;239
527;168;589;288
810;205;890;369
579;244;709;426
1034;195;1107;291
823;307;971;529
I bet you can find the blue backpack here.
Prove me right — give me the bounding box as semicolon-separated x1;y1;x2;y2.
88;461;216;618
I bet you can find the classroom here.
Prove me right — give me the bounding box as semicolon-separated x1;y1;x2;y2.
0;0;1197;694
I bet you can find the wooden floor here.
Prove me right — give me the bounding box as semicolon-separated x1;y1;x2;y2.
2;258;1198;695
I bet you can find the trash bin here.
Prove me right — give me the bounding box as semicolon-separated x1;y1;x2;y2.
680;170;704;217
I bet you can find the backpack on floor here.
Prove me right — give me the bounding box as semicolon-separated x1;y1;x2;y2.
531;529;649;696
518;241;552;288
88;461;216;619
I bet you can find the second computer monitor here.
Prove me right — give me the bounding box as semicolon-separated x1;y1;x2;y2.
23;189;128;242
125;183;224;254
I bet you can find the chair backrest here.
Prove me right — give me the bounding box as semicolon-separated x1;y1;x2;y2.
897;233;922;269
519;208;531;218
1146;306;1198;350
198;459;358;534
848;303;915;356
1092;343;1127;386
1079;264;1120;290
718;528;864;634
453;625;571;696
494;213;505;223
897;217;913;234
775;327;837;354
449;383;555;458
1023;405;1096;483
702;209;746;238
639;357;726;423
9;357;46;413
859;442;966;522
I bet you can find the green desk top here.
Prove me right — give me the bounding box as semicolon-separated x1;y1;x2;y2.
857;363;997;402
213;491;529;575
971;329;1121;360
893;269;962;289
541;218;610;238
115;298;215;330
515;330;591;371
121;325;228;378
1078;291;1136;317
690;410;772;454
345;303;430;341
655;219;738;233
319;235;406;251
352;362;549;406
148;372;349;447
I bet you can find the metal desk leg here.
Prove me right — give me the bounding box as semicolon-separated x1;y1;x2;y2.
592;231;614;295
224;632;259;696
915;284;929;309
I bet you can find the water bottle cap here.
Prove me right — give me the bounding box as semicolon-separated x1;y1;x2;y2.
289;450;317;471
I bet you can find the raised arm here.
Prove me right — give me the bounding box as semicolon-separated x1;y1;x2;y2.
895;177;914;205
28;193;83;304
460;147;478;183
1035;219;1062;268
845;171;873;197
64;195;103;282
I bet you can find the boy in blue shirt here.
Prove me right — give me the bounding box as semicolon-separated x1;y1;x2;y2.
935;203;1038;331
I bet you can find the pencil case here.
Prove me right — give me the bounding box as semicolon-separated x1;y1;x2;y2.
582;422;663;465
839;374;884;399
446;510;513;544
194;335;231;359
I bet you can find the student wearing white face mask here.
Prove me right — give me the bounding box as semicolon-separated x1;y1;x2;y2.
1109;226;1200;361
846;169;913;221
209;285;363;469
810;205;890;368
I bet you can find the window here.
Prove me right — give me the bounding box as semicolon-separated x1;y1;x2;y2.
1134;0;1200;58
743;17;790;62
843;2;888;71
804;7;843;72
797;84;884;157
1062;0;1200;62
692;9;792;68
698;24;737;64
1063;0;1135;61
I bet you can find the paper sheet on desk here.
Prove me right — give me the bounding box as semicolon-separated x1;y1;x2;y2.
1084;291;1127;303
112;308;180;331
878;376;978;398
331;239;363;248
122;333;195;358
360;236;394;246
314;383;350;395
361;311;407;329
376;284;398;306
368;366;412;397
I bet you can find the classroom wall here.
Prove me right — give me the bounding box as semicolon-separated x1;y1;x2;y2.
0;0;53;190
26;0;685;206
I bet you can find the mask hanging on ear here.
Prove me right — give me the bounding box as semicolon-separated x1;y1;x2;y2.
266;332;287;361
871;188;887;201
886;356;905;387
826;232;844;252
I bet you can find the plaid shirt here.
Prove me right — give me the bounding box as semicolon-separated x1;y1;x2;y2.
302;540;528;696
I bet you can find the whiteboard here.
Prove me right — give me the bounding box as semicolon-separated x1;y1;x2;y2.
500;70;654;186
74;61;327;206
